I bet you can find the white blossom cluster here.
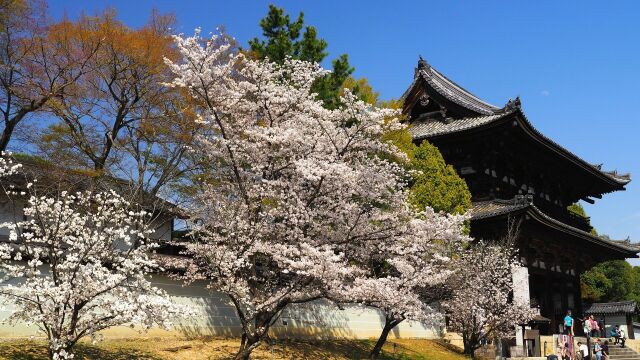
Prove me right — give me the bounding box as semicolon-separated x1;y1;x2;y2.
167;31;471;358
346;208;470;326
443;242;537;354
0;156;183;360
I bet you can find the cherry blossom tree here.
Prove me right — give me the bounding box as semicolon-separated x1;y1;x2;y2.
166;30;462;360
443;241;536;359
349;208;469;359
0;155;182;360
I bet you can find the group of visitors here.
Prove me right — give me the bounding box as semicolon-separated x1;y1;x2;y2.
582;314;605;338
554;310;627;360
562;336;626;360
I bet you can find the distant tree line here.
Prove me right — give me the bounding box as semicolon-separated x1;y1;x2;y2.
568;203;639;306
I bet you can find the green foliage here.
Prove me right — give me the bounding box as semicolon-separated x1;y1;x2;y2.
573;205;640;304
249;5;354;109
568;202;597;235
408;141;472;215
248;5;325;63
341;76;380;106
12;152;52;166
581;260;636;302
312;54;354;109
568;203;587;218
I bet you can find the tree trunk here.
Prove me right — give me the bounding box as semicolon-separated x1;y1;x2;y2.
463;339;477;360
370;317;402;359
0;121;15;152
48;344;73;360
234;335;261;360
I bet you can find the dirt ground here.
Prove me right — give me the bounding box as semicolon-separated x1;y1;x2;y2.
0;337;470;359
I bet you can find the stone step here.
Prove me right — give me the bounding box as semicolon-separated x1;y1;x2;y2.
606;344;640;359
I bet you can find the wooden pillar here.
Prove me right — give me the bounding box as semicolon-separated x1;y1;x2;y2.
561;275;568;313
543;270;554;333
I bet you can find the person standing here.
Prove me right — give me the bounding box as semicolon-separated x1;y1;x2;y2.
620;327;626;348
564;310;574;335
598;320;605;337
594;339;603;360
590;316;600;338
602;340;610;360
584;316;592;338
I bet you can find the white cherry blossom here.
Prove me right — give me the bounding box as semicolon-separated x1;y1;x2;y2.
168;31;471;360
0;155;183;360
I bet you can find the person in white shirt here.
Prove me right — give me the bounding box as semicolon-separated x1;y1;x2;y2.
620;328;626;348
578;341;589;360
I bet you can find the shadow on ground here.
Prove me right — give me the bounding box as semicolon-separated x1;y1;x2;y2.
0;341;162;360
0;338;469;360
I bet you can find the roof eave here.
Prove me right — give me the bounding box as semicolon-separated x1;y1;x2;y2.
471;201;639;258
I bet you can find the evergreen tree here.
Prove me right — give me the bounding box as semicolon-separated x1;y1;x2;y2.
409;141;472;215
581;260;635;302
249;5;353;109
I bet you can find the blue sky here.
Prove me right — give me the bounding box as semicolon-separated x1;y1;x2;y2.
49;0;640;258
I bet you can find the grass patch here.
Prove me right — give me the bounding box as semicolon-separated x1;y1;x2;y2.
0;337;470;360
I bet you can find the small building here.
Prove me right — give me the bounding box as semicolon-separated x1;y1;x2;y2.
584;300;637;339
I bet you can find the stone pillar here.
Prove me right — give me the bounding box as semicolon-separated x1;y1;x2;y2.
513;265;531;347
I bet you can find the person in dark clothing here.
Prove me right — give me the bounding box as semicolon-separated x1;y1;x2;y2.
602;340;610;359
598;320;605;337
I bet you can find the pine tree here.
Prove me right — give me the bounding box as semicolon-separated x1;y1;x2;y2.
248;5;354;109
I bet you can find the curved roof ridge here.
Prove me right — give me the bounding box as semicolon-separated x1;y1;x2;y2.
412;56;502;115
409;111;512;140
422;66;502;114
584;301;637;315
589;300;636;305
528;203;639;252
470;198;639;255
514;110;632;186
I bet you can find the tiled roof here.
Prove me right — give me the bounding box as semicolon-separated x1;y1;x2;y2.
3;156;186;218
470;198;640;255
405;58;631;188
603;170;632;184
409;112;510;140
584;301;637;315
416;62;502;115
470;199;528;220
408;109;631;187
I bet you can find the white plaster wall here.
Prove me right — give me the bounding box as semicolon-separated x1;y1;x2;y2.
0;275;443;339
603;315;628;338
